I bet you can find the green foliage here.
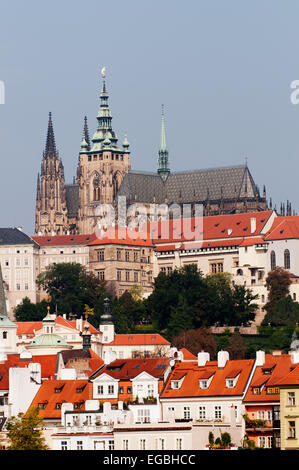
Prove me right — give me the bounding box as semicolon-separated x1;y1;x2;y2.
226;330;247;359
36;262;107;318
14;297;50;322
208;431;215;446
264;267;291;311
146;266;258;338
220;432;231;447
6;407;48;450
262;295;299;327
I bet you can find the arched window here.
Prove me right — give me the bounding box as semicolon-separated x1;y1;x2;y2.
270;251;276;271
236;269;243;276
93;177;100;201
284;249;290;270
3;331;7;339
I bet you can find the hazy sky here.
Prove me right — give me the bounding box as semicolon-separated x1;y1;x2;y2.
1;0;299;234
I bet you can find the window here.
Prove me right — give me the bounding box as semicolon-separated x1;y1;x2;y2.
125;271;130;282
2;332;7;340
97;249;104;261
127;386;132;394
176;438;182;450
108;385;114;395
119;386;124;394
148;384;154;396
158;438;165;450
267;436;273;448
172;381;179;389
270;251;276;270
125;250;130;262
108;440;114;450
117;249;121;260
210;262;223;273
226;379;235;388
61;441;68;450
200;380;208;389
258;436;266;448
77;441;83;450
288;392;296;406
139;439;146;450
134;251;139;262
183;407;191;420
284;249;290;269
134;271;138;282
289;421;296;439
117;270;121;281
214;406;222;419
122;440;129;450
198;406;206;419
97;270;105;280
137;409;151;423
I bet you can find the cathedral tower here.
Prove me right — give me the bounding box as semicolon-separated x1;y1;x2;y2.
76;67;130;234
35;113;69;235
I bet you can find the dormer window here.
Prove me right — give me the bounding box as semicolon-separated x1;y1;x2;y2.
54;385;65;394
171;381;179;389
200;380;208;389
225;371;241;388
170;374;186;390
199;371;214;389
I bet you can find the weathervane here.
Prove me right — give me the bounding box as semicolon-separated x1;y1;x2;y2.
101;66;106;79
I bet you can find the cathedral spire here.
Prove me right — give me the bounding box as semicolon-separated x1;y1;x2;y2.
157;105;170;182
84;116;91;151
45;112;57;158
91;66;119;150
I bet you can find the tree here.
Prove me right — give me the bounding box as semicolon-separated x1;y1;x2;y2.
14;297;50;322
166;295;193;339
262;296;299;327
172;327;217;359
265;267;291;311
36;262;107;318
6;407;48;450
226;330;247;359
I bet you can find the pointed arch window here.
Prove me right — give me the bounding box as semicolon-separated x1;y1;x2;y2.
284;249;290;270
93;177;100;201
270;251;276;271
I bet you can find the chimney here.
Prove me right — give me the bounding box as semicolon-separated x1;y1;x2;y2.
256;350;265;367
198;351;210;367
250;217;256;234
217;350;229;368
291;350;299;364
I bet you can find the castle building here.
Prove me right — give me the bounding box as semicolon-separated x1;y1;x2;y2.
35;69;269;237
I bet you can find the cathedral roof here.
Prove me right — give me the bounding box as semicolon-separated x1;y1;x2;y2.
118;164;259;204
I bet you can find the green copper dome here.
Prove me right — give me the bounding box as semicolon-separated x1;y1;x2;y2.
30;333;68;347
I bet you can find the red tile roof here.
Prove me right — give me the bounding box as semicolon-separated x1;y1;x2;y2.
16;317;100;336
107;333;170;346
91;357;170;381
0;354;58;390
276;363;299;386
32;234;97;246
243;354;293;403
161;359;254;398
27;379;92;419
179;348;197;361
264;216;299;241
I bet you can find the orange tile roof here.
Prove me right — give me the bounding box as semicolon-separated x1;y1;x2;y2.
243;354;293;403
91;357;170;381
276;363;299;386
179;348;197;361
264;216;299;241
27;379;92;419
161;359;254;398
0;354;58;390
88;226;153;247
107;333;170;346
32;233;97;246
16;317;100;336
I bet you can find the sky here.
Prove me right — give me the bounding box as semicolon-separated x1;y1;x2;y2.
1;0;299;234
